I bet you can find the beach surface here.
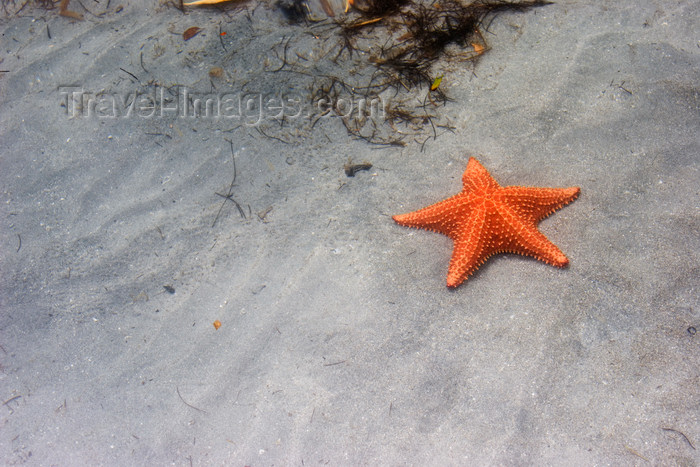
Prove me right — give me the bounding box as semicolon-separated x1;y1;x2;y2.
1;1;698;464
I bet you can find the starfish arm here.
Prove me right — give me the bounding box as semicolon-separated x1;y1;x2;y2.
462;157;501;195
392;194;471;239
446;210;489;287
495;205;571;267
497;186;580;223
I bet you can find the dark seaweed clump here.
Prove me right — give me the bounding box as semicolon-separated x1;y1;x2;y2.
341;0;552;95
271;0;552;145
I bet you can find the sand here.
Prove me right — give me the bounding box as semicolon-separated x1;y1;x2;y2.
1;0;698;464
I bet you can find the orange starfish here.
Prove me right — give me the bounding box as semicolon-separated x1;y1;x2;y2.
393;158;580;287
